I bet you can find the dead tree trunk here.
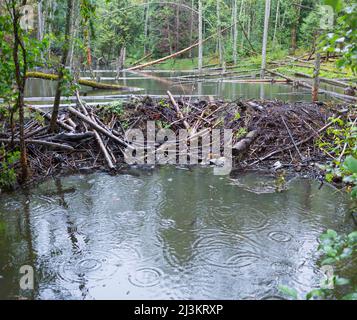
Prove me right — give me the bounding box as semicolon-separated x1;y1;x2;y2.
312;53;321;102
261;0;271;78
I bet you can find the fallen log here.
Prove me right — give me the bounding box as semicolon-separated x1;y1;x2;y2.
233;130;259;156
130;52;153;67
126;23;249;71
266;69;357;102
295;72;356;90
0;138;75;151
26;71;141;91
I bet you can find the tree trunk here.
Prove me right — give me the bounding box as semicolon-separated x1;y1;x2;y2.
261;0;271;78
198;0;203;72
233;0;238;65
189;0;194;58
117;47;126;76
49;0;73;133
217;0;223;67
290;0;301;55
312;53;321;102
11;0;28;182
144;1;150;55
273;0;280;44
37;0;44;41
176;0;180;52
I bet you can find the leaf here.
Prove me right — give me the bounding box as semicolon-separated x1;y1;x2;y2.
326;229;338;239
306;289;323;300
278;285;298;300
323;0;343;13
348;231;357;242
321;257;336;265
342;292;357;300
344;156;357;174
335;277;350;286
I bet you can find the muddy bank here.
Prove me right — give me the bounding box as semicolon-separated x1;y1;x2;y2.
0;94;355;189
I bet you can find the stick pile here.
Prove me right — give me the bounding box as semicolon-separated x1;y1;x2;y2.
0;92;352;183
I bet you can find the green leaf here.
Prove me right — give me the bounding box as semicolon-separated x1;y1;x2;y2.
306;289;323;300
335;277;350;286
321;257;336;265
348;231;357;242
326;229;338;238
278;285;298;300
342;292;357;300
344;156;357;174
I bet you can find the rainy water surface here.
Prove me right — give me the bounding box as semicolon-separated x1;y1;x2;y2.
0;167;352;300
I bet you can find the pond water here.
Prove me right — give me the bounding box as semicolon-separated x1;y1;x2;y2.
0;168;353;300
1;70;354;300
25;70;339;106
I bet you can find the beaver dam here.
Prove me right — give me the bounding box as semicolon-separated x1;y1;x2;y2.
1;92;356;300
0;92;355;186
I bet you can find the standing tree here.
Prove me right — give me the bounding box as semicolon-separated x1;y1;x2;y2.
3;0;30;181
261;0;271;78
49;0;74;133
198;0;203;72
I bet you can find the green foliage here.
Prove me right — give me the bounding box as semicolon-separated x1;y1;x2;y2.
106;101;124;116
317;116;357;199
320;2;357;73
0;149;20;190
279;229;357;300
235;127;247;139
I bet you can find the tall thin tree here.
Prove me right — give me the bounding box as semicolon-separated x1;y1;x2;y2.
198;0;203;72
261;0;271;78
49;0;74;133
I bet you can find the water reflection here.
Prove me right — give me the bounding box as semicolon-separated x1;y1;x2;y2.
25;71;330;105
0;168;353;300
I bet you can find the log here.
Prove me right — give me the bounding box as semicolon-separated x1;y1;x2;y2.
130;52;153;67
295;72;356;89
233;130;259;156
26;71;141;91
75;92;115;169
167;91;191;132
0;138;75;151
28;107;75;132
126;24;243;71
67;106;131;149
266;69;357;102
51;132;95;142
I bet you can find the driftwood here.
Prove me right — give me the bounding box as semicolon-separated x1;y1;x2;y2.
167;91;192;132
29;107;75;132
75;92;115;169
0;138;75;151
295;72;356;90
233;130;259;156
267;69;357;102
67;106;131;149
51;132;95;142
26;71;140;91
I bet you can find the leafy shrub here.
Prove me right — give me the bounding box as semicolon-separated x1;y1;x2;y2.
0;149;20;190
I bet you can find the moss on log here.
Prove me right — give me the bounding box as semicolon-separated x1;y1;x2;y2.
26;71;140;91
